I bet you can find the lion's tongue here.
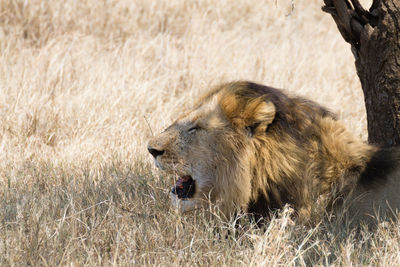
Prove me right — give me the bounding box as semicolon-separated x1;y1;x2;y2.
172;175;195;199
176;175;191;189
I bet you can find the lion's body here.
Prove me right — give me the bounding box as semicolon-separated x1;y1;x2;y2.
148;81;400;224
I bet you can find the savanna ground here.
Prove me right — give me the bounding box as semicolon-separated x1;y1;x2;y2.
1;0;400;265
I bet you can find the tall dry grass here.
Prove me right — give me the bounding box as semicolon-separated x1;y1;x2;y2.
1;0;399;265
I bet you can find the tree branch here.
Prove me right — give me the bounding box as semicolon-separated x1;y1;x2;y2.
371;0;381;11
350;0;369;18
322;0;378;49
322;0;358;45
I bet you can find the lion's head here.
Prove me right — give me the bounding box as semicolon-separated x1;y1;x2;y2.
148;82;275;213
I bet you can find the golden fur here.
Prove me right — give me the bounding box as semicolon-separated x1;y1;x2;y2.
148;81;400;224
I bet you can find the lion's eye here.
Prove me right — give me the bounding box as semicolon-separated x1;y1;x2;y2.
188;126;201;134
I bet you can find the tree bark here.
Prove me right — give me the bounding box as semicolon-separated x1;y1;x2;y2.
322;0;400;147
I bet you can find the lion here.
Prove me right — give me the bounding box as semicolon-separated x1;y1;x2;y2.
147;81;400;224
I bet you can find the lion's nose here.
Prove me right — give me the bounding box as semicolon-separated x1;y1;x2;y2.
147;146;165;158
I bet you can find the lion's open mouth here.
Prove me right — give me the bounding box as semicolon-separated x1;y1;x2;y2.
171;175;196;200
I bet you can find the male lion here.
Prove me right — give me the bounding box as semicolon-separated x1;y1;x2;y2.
148;81;400;224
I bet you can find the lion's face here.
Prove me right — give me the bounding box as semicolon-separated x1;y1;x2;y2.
148;83;276;213
148;94;230;211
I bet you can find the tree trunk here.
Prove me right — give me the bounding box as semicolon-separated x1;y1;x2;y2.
322;0;400;147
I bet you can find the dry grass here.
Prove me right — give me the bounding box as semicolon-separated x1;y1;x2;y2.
1;0;399;265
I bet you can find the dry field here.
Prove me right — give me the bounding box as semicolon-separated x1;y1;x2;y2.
1;0;399;265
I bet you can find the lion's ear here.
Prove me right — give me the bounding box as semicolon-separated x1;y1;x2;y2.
242;99;276;137
220;95;276;136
